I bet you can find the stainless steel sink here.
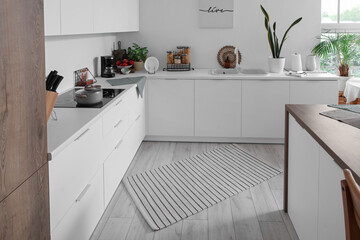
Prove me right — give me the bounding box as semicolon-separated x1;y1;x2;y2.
210;68;241;75
210;68;269;76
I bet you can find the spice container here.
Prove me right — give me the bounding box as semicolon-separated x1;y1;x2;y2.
184;47;190;63
174;56;181;64
167;51;174;64
181;54;189;64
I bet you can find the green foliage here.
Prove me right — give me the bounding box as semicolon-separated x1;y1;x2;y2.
260;5;302;58
127;43;149;62
322;6;360;22
312;33;360;68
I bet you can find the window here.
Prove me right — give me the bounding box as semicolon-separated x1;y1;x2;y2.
322;0;360;32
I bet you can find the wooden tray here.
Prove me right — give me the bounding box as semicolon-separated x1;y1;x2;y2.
217;45;242;68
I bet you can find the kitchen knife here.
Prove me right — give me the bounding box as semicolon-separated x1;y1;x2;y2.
47;71;58;91
51;75;64;92
46;70;55;90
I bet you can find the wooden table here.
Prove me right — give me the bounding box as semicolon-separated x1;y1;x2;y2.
284;104;360;212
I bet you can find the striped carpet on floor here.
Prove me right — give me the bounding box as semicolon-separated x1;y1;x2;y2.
124;144;282;230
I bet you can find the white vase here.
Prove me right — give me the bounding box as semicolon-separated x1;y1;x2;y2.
291;53;302;72
268;57;285;73
306;55;317;71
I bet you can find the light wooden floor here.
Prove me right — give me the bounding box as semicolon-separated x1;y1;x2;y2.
90;142;299;240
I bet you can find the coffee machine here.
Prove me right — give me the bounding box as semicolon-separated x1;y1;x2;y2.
101;56;115;78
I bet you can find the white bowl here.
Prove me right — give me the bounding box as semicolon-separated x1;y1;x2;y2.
117;65;133;69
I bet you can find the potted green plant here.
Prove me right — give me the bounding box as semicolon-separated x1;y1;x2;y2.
311;33;360;77
260;5;302;73
128;43;149;71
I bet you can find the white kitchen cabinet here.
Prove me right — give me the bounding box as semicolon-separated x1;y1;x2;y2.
51;168;104;240
148;79;195;137
195;80;242;137
93;0;139;33
242;80;289;139
44;0;61;36
317;148;345;240
288;116;320;240
290;81;338;104
49;118;102;232
61;0;94;35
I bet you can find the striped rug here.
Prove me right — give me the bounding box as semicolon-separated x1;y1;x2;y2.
124;144;282;230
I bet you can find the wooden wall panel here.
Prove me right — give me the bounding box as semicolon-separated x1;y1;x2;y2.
0;164;50;240
0;0;47;201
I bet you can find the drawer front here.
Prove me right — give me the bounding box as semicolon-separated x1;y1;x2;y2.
49;119;102;231
127;87;144;123
51;168;104;240
104;112;145;206
102;96;129;137
102;112;130;159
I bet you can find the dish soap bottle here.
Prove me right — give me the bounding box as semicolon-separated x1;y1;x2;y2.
225;56;231;68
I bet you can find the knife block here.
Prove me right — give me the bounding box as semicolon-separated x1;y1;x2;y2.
46;91;58;122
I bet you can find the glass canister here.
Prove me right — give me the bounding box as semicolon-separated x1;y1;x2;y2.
183;47;190;63
167;51;174;64
181;54;189;64
174;56;181;64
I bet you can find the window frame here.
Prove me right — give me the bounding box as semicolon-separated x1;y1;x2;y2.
321;0;360;32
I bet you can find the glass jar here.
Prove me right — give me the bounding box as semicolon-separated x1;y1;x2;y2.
174;56;181;64
167;51;174;64
183;47;190;63
181;54;189;64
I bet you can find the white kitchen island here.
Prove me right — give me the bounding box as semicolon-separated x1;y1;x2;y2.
285;104;360;240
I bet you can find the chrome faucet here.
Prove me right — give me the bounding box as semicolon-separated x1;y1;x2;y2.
234;47;240;70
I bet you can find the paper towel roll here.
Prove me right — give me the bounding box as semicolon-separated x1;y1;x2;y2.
291;53;302;72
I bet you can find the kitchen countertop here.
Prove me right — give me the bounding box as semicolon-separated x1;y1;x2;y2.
94;68;339;84
285;104;360;184
47;84;136;159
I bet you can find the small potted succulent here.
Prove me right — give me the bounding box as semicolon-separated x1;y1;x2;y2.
260;5;302;73
127;43;149;71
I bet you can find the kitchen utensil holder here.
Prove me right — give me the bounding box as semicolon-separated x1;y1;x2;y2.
46;91;58;122
74;68;97;87
164;63;194;72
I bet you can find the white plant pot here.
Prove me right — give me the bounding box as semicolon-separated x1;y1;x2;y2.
268;57;285;73
338;76;352;92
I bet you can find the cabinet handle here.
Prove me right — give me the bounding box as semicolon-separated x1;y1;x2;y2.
114;119;123;128
115;99;123;106
135;115;141;121
115;140;123;149
76;184;91;202
74;128;90;141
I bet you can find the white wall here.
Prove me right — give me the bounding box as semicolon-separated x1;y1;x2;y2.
117;0;321;70
45;34;117;93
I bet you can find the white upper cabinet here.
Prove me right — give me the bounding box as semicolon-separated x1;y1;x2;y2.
44;0;61;36
195;80;242;137
290;81;338;104
94;0;139;33
242;80;290;139
61;0;94;35
44;0;139;36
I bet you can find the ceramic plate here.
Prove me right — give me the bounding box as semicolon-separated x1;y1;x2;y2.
145;57;159;73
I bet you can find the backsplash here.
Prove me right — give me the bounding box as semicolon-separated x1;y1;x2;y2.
45;33;117;93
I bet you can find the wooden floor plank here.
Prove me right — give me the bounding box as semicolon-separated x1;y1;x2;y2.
110;184;137;218
98;218;132;240
181;220;208;240
250;182;283;222
208;198;236;240
260;221;292;240
153;221;183;240
230;190;264;240
125;210;155;240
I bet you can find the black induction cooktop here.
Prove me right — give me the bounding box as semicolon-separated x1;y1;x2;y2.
54;88;124;108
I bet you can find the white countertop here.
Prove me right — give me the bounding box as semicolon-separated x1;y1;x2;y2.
48;68;339;159
47;84;136;159
94;68;339;83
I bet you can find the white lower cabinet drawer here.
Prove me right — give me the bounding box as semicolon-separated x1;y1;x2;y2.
104;112;145;206
49;119;102;231
51;167;104;240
